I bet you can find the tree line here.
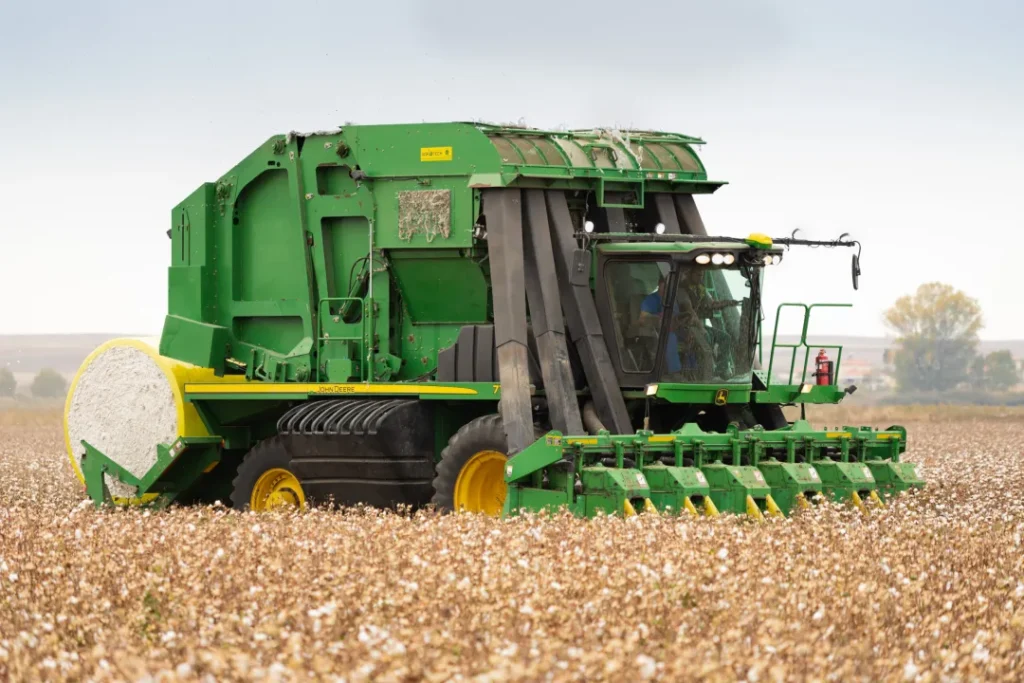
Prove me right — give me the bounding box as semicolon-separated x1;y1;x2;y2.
884;282;1021;392
0;367;68;399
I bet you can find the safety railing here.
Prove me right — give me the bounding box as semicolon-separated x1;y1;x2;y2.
765;303;850;387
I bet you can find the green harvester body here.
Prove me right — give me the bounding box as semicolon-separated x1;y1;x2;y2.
73;121;923;517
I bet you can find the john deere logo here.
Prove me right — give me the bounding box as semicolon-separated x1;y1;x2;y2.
714;389;729;406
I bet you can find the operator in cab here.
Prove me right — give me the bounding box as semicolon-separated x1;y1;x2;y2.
639;269;740;381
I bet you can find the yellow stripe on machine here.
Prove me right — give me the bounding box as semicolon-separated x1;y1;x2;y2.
565;437;598;446
183;382;479;396
825;431;852;439
648;435;675;443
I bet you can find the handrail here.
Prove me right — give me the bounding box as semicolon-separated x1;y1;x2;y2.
767;302;851;386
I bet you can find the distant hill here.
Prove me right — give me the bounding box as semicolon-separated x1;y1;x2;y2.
0;334;150;388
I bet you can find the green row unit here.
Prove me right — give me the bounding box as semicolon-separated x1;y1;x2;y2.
502;421;921;519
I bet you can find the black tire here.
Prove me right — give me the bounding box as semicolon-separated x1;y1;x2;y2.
230;436;305;511
430;414;509;514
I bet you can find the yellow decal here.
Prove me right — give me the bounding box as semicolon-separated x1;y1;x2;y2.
420;146;453;162
493;384;501;394
714;388;729;406
648;435;675;443
826;431;852;439
184;383;478;396
566;437;598;446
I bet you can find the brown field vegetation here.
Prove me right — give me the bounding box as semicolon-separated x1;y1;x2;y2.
1;406;1023;681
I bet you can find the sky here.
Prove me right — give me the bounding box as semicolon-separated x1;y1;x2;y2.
1;0;1022;340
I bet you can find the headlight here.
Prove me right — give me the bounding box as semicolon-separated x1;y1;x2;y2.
771;254;781;265
655;222;666;235
723;253;736;265
711;253;725;265
584;220;595;234
695;254;711;265
645;384;659;397
763;255;773;266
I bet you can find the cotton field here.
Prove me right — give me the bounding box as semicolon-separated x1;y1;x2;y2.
1;407;1023;682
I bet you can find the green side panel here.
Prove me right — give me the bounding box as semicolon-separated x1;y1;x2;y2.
753;384;848;405
316;165;355;195
159;315;229;374
580;467;652;517
389;250;489;323
642;463;712;515
342;122;504;180
648;383;752;403
505;488;572;517
701;463;772;515
167;265;203;322
372;179;474;249
396;320;463;380
813;459;878;502
167;183;217;323
233;316;308;357
320;216;373;299
865;460;925;500
757;460;823;516
232;169;307;302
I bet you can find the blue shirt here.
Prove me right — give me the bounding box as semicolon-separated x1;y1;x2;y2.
641;292;682;373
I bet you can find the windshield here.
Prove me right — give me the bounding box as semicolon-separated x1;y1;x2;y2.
605;258;761;384
659;264;759;383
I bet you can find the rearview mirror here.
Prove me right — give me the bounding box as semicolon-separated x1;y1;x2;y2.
851;253;861;290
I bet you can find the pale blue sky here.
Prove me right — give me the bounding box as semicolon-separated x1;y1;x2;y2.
1;0;1022;339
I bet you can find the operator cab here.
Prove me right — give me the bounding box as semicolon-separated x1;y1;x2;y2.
595;243;783;389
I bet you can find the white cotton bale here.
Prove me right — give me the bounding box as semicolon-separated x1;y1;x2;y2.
65;340;181;500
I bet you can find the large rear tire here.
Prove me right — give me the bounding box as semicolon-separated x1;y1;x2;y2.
230;437;307;512
431;414;510;516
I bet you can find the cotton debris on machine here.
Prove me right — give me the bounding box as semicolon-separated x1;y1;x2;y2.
63;121;925;517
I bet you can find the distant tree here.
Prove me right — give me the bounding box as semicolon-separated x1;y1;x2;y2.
31;368;67;399
0;367;15;397
883;282;983;392
968;355;987;391
983;350;1020;391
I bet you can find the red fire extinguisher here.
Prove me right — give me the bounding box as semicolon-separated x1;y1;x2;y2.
814;349;834;386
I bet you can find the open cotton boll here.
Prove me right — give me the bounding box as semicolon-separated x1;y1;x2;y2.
66;343;179;500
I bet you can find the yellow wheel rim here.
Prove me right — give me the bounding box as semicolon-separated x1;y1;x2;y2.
453;450;508;516
250;468;306;511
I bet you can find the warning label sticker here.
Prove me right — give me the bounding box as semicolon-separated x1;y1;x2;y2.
420;146;453;162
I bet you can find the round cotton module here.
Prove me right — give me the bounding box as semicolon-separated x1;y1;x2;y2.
64;338;190;502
